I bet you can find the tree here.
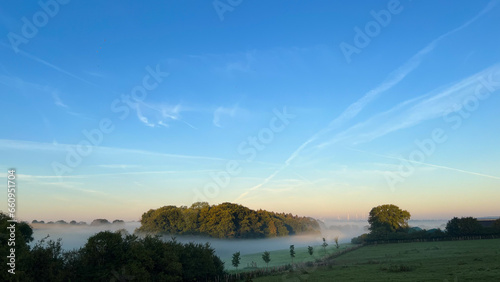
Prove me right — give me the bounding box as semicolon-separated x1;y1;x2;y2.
307;246;314;256
368;204;411;234
289;245;295;264
0;213;32;281
262;251;271;269
90;218;111;226
27;236;66;281
446;217;483;236
334;236;339;249
232;251;241;270
494;218;500;232
322;238;328;255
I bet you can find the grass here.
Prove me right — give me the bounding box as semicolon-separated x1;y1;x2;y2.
252;239;500;281
223;244;353;272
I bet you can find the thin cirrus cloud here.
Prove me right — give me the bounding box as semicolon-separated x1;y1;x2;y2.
18;173;108;195
0;139;229;163
212;104;242;128
234;41;436;202
0;73;46;93
133;102;198;129
0;42;99;87
233;4;497;202
327;63;500;146
52;91;69;109
285;0;497;167
133;101;249;129
1;69;90;120
346;148;500;181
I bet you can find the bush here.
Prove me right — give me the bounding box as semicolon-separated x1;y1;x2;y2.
0;212;227;282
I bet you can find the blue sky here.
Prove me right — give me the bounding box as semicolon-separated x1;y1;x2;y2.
1;0;500;222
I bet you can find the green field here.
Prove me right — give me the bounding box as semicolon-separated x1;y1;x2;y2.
251;239;500;281
223;244;354;271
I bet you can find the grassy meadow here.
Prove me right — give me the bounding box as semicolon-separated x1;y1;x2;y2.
223;243;355;271
250;239;500;281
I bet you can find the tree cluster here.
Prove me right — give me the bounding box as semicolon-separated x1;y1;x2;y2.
137;202;320;238
1;213;225;281
31;219;125;226
351;205;500;244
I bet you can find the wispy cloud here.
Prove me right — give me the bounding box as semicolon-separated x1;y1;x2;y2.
0;73;49;95
0;139;228;162
18;174;109;195
213;104;241;128
234;166;284;202
233;4;496;202
224;51;255;74
0;74;90;119
52;91;93;119
0;43;99;88
209;50;256;76
96;164;141;169
19;169;219;179
83;70;107;78
52;91;69;109
328;63;500;145
287;1;497;165
133;102;198;129
347;148;500;181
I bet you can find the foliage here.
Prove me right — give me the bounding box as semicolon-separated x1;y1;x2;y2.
445;217;483;236
137;202;320;238
307;246;313;256
90;218;111;226
334;236;339;249
0;213;32;281
322;237;328;254
351;215;500;244
494;218;500;231
232;251;241;269
351;233;369;244
262;251;271;268
0;212;226;281
368;204;411;234
289;245;295;264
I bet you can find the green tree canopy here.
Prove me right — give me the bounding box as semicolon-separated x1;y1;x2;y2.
307;246;314;256
138;202;320;238
368;204;411;233
445;217;483;236
231;251;241;269
262;251;271;268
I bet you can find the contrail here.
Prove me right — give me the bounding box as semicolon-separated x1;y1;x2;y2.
234;166;284;202
233;1;498;202
1;42;99;87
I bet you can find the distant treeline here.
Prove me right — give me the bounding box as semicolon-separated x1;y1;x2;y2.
137;202;320;238
31;219;125;226
352;216;500;244
1;213;224;281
